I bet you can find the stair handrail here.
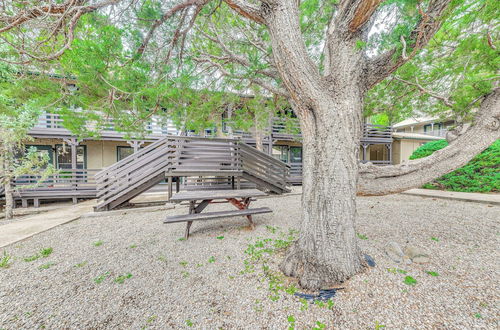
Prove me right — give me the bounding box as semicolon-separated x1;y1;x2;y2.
95;137;170;179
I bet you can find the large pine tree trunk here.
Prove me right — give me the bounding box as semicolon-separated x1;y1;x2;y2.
265;1;367;289
281;93;365;289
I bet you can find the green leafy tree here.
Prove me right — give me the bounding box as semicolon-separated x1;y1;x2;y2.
0;107;56;219
0;64;57;219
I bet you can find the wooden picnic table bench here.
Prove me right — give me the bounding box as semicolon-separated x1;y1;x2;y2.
164;189;272;239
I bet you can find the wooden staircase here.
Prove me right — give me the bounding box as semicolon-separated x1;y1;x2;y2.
94;136;290;211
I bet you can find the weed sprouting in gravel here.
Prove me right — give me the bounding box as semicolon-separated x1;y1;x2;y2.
375;321;386;329
75;261;87;268
403;276;417;286
216;236;224;240
240;228;299;303
426;271;439;277
181;271;190;278
387;268;407;274
23;254;40;262
178;237;186;241
129;244;137;249
0;251;12;268
93;241;103;247
356;233;368;240
474;313;482;318
179;261;188;267
208;256;216;263
266;225;278;234
254;299;263;313
94;272;110;284
157;255;167;263
40;247;53;257
431;237;440;242
312;321;326;329
39;262;55;270
114;273;133;284
185;319;193;327
287;315;296;329
299;298;309;311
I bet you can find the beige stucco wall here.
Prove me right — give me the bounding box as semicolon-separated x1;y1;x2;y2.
397;139;429;163
392;140;402;164
27;138;151;169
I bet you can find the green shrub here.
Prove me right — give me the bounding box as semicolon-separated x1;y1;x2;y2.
410;139;499;193
409;140;449;160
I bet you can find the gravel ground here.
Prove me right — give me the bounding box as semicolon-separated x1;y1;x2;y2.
0;192;498;329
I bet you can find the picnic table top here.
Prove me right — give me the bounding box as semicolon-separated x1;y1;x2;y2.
169;189;267;202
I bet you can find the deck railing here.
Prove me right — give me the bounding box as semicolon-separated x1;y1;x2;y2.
32;113;394;144
422;129;447;137
14;169;99;191
361;124;393;143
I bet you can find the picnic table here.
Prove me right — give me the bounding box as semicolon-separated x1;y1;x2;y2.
164;189;272;239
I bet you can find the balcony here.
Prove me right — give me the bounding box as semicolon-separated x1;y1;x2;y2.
30;113;394;146
29;113;178;140
361;124;393;144
422;129;447;138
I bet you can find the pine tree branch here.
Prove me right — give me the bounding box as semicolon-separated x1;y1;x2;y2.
365;0;453;89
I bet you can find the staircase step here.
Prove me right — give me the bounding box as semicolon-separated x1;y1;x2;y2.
164;207;272;223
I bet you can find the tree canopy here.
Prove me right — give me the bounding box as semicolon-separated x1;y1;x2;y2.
0;0;497;133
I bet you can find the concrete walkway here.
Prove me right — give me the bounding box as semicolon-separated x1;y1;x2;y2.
0;199;96;248
401;189;500;205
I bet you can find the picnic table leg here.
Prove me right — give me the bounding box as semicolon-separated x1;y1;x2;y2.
184;201;195;240
184;199;212;239
227;197;255;230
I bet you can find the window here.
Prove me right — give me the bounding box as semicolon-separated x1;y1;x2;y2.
117;146;134;161
272;146;288;163
289;147;302;163
424;123;442;132
55;145;86;169
25;145;54;167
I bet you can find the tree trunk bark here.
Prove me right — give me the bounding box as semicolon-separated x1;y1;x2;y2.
281;95;365;290
263;1;368;290
4;181;13;220
255;127;264;152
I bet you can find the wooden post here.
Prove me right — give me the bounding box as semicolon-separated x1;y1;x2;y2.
386;143;392;165
268;116;274;155
361;144;368;163
127;140;145;153
167;176;173;201
63;137;80;191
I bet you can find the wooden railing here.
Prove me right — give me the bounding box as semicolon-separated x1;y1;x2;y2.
10;169;99;205
95;136;290;211
422;129;447;137
31;112;178;137
95;138;174;210
272;117;301;140
238;143;290;192
14;169;98;190
32;113;394;146
289;162;303;184
171;137;241;173
362;124;393;143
